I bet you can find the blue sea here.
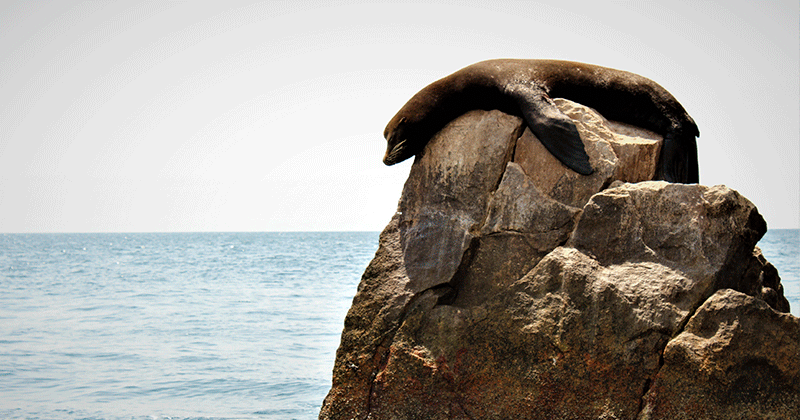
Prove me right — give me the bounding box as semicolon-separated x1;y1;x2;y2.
1;230;798;420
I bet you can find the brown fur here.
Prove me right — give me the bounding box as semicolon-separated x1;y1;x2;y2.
384;59;699;183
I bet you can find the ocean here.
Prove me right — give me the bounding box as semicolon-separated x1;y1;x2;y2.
1;230;797;419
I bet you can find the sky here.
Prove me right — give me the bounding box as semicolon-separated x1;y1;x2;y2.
1;1;798;233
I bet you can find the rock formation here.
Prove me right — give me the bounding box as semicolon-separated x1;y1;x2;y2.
319;100;799;419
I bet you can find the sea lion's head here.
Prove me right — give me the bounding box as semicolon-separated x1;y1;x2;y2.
382;75;467;166
382;87;443;166
383;115;415;165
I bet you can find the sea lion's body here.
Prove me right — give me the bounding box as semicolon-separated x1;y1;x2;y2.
383;59;699;183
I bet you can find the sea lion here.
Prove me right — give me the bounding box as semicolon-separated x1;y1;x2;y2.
383;59;699;183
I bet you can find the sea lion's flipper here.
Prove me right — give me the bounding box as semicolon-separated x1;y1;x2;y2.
512;86;594;175
660;131;700;183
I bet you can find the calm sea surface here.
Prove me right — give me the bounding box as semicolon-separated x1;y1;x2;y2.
1;230;797;419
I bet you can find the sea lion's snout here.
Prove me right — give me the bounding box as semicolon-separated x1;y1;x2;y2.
383;118;412;165
383;136;408;166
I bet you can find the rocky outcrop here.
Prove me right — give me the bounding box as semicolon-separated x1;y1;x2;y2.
319;101;798;419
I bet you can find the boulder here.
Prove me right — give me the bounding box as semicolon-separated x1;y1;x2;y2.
319;103;798;419
398;109;522;294
514;98;662;209
641;289;799;419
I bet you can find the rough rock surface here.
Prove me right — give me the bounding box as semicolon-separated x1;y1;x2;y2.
515;98;662;209
640;289;799;419
319;102;799;419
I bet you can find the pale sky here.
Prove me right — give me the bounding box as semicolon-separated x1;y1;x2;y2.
2;1;798;232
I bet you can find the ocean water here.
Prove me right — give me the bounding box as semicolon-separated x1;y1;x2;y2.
0;232;379;420
0;230;797;420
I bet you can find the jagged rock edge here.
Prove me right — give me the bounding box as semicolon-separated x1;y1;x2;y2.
363;271;477;415
632;247;770;418
363;123;531;415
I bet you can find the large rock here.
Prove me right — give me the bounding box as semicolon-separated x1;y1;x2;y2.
319;103;798;419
